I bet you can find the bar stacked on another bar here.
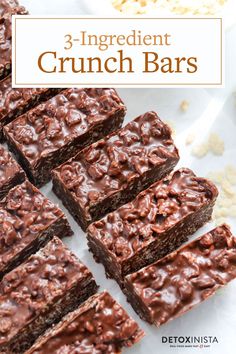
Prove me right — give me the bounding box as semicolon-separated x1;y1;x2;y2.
52;111;179;230
0;144;25;200
0;4;28;81
4;88;126;187
0;76;61;139
26;291;144;354
0;180;72;279
124;224;236;326
0;237;98;353
87;168;218;287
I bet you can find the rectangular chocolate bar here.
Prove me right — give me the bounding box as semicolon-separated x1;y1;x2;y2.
0;6;28;81
0;237;98;353
26;291;144;354
0;180;73;279
87;168;218;287
4;88;126;187
52;111;179;231
124;224;236;326
0;76;61;139
0;144;25;200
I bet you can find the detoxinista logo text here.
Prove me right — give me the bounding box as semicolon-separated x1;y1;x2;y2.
162;336;219;349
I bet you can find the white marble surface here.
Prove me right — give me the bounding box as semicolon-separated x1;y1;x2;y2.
18;2;236;354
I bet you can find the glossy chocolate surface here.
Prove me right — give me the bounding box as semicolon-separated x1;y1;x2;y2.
0;144;24;191
0;0;20;16
88;168;218;264
0;6;27;73
54;111;179;214
0;180;68;273
0;76;60;127
4;88;126;165
26;291;144;354
126;225;236;326
0;237;93;345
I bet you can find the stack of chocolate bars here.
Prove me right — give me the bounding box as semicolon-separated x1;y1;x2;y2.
0;0;236;353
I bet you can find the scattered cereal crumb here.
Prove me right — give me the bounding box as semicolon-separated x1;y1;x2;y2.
207;171;224;184
191;132;225;158
221;180;235;196
229;205;236;218
217;196;233;208
208;133;225;156
225;165;236;185
185;132;195;146
112;0;227;15
208;165;236;226
180;100;189;113
191;142;209;158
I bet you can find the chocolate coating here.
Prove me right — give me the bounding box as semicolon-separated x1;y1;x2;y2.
125;224;236;326
26;291;144;354
0;76;61;137
0;237;98;353
0;6;28;80
0;180;72;279
4;88;126;187
0;144;25;199
53;111;179;230
0;0;20;16
87;168;218;286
